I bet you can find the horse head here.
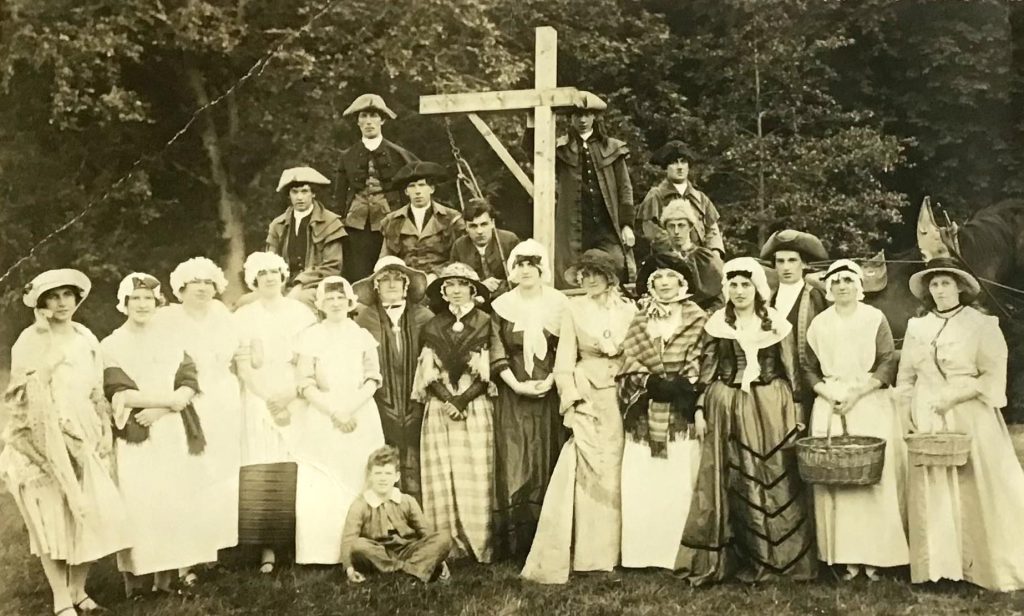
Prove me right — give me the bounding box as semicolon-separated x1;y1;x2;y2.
916;196;960;260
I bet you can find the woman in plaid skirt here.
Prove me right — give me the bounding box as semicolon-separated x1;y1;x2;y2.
413;263;495;562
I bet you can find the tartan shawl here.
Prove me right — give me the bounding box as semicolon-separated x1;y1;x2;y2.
618;301;707;456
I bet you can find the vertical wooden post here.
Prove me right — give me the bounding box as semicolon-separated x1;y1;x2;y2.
532;26;558;260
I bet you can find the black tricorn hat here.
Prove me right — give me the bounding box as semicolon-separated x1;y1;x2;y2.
390;161;449;191
651;140;698;167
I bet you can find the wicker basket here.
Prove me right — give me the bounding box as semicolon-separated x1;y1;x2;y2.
905;415;971;467
796;414;886;486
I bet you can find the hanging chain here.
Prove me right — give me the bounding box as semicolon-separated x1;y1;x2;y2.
444;117;484;210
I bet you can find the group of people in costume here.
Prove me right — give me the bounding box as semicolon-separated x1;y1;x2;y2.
4;92;1024;616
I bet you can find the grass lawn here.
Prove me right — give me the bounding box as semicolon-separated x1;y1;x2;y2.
2;495;1024;616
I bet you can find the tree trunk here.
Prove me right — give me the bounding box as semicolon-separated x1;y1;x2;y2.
186;65;246;304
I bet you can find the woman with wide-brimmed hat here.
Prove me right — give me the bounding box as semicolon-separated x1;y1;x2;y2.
293;276;385;564
101;272;215;597
805;259;908;581
232;252;317;573
161;257;245;572
1;269;129;614
490;239;569;560
897;258;1024;590
521;249;636;583
676;257;817;584
616;261;705;570
412;262;495;562
353;256;433;503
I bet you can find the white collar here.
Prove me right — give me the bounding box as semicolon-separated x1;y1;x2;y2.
774;280;804;315
579;130;594;142
449;303;475;319
363;488;403;508
475;243;489;255
362;135;384;151
672;181;690;194
292;206;313;231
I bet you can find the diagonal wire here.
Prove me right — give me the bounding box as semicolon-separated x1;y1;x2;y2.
0;0;344;286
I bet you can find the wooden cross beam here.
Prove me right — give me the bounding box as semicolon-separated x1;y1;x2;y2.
419;26;605;263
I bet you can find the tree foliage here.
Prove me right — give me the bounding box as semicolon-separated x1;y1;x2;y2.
0;0;1021;351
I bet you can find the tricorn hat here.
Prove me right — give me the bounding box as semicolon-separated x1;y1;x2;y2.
425;262;490;306
759;229;829;263
390;161;449;190
908;257;981;300
651;140;698;167
567;91;608;113
342;93;397;120
23;268;91;308
276;166;331;192
352;256;428;306
563;249;621;287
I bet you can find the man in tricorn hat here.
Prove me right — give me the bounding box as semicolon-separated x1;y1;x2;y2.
635;199;724;312
759;229;829;418
335;94;420;282
378;161;466;278
638;140;724;258
549;93;636;288
265;165;345;307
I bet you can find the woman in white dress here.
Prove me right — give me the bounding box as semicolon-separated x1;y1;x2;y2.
162;257;245;576
897;258;1024;591
1;269;129;615
102;273;216;596
233;252;316;573
522;249;635;583
805;259;908;581
616;263;706;570
294;276;385;564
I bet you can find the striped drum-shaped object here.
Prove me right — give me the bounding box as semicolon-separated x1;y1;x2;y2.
238;462;298;546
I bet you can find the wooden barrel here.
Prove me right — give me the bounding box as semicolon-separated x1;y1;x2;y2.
238;462;297;546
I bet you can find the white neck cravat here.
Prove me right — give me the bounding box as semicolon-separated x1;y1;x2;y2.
362;135;383;151
673;181;689;196
774;280;804;317
410;204;429;232
292;207;313;235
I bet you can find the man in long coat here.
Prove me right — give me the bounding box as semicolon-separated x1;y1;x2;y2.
760;229;829;420
266;166;345;307
551;96;636;287
335;94;419;282
379;161;466;278
353;257;434;502
638;140;724;258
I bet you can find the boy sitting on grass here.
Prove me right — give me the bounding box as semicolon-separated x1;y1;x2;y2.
341;446;452;584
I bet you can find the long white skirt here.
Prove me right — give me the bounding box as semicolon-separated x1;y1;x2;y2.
620;437;701;569
116;413;219;574
294;400;384;564
192;370;243;552
811;389;909;567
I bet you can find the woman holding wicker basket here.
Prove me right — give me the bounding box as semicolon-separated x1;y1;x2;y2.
805;260;908;581
896;258;1024;591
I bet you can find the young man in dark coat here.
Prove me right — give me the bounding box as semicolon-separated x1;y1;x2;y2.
552;95;636;288
265;166;346;308
638;140;724;258
759;229;829;420
335;94;419;282
449;199;520;297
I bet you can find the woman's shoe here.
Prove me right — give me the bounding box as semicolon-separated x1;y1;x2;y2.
259;561;274;574
74;596;110;613
864;566;881;582
841;564;861;581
